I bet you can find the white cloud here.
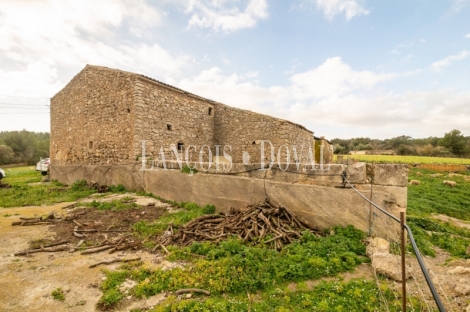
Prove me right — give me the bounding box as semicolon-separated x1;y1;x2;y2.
450;0;469;12
0;0;191;132
177;67;281;111
0;0;189;93
431;50;470;71
0;61;62;98
175;58;465;139
309;0;370;20
289;57;398;100
185;0;268;33
465;33;470;38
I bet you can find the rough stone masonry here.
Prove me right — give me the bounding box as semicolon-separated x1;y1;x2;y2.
50;65;407;241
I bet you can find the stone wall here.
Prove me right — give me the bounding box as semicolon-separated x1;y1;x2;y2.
50;65;136;165
51;65;329;169
51;162;407;241
132;77;216;163
214;103;315;164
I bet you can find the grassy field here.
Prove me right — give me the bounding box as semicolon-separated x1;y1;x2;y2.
0;166;99;207
406;168;470;258
336;154;470;164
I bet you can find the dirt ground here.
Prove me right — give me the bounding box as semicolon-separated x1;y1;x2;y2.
1;194;470;311
0;195;174;312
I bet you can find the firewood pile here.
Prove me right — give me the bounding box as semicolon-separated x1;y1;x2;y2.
157;199;319;250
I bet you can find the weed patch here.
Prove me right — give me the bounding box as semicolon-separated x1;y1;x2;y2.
51;287;65;301
84;199;138;211
152;279;424;312
132;202;216;238
99;226;368;308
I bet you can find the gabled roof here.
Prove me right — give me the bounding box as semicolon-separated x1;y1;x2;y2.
53;64;313;134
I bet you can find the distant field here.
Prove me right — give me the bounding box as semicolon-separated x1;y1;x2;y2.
336;154;470;164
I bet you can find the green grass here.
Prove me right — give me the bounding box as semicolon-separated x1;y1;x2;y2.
84;199;138;211
99;226;426;311
406;168;470;258
0;178;97;208
407;169;470;220
132;200;216;238
1;166;42;185
0;166;131;208
337;154;470;164
151;279;423;312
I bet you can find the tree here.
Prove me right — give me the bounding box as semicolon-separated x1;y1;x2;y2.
0;130;50;164
439;129;468;156
0;145;15;164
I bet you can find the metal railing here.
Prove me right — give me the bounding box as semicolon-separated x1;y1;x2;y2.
342;173;446;311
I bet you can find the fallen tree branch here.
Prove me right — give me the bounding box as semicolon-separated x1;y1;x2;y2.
14;245;68;256
80;245;113;255
175;288;211;296
89;257;141;268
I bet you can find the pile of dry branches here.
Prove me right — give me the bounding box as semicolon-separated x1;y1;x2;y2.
157;199;318;250
13;210;141;257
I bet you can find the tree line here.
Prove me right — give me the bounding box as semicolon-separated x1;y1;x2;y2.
0;130;50;165
331;129;470;157
1;129;469;165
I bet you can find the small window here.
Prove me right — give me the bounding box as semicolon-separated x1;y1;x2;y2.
167;124;172;131
208;107;213;116
89;141;93;149
127;108;130;113
177;142;184;152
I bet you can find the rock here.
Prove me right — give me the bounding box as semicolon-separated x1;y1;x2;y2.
366;237;390;256
454;284;470;296
119;279;137;293
346;162;366;183
371;253;413;281
145;293;166;308
447;266;470;275
466;304;470;312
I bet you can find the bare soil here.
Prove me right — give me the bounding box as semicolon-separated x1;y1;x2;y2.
432;213;470;230
0;196;172;312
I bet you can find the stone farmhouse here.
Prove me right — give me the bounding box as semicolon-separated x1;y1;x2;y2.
50;65;329;167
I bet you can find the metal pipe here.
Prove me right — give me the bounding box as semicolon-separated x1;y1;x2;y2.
400;212;406;312
345;179;446;312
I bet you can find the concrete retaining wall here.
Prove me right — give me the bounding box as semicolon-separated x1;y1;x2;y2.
51;162;407;241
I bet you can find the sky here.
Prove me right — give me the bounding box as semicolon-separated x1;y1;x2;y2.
0;0;469;139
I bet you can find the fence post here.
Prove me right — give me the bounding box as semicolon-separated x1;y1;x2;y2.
400;212;406;312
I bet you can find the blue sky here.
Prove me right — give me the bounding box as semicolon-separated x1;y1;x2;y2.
0;0;469;139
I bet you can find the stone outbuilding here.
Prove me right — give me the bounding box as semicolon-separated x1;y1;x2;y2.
50;65;327;167
50;65;406;241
